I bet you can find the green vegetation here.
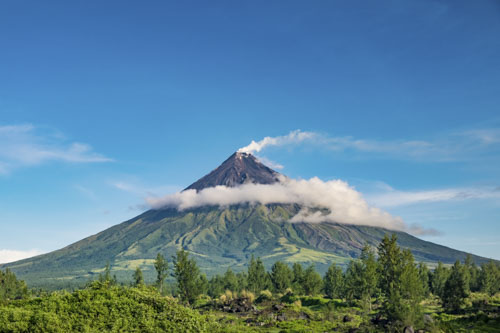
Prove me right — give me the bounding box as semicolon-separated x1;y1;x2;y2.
1;235;499;332
0;281;218;332
2;204;493;290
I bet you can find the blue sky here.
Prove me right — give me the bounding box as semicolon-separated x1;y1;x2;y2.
1;0;499;262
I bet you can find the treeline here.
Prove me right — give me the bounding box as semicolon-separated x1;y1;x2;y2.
136;234;500;327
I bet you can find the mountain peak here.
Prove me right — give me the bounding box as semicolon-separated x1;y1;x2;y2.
184;152;281;191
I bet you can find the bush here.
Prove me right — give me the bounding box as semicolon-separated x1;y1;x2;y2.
240;290;255;304
0;281;219;332
256;289;272;303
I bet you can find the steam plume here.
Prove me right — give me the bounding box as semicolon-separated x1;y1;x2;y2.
238;130;316;154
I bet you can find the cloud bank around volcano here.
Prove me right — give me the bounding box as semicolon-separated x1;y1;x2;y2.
147;176;437;236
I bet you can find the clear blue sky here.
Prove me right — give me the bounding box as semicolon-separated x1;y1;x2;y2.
1;0;499;262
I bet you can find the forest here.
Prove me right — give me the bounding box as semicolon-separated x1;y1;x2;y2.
1;234;499;332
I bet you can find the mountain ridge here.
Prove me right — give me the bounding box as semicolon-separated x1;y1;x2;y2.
2;152;495;289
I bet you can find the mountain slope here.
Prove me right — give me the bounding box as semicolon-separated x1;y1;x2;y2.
2;152;494;288
3;203;491;289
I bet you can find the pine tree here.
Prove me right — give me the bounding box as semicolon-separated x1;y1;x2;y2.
377;234;402;296
247;255;270;293
208;274;225;298
173;249;203;305
98;262;115;285
154;253;168;294
133;267;144;286
0;268;28;303
442;260;469;313
323;263;344;299
302;264;322;296
292;263;305;295
360;245;379;303
377;235;424;327
270;261;293;293
344;246;379;310
223;268;239;292
464;254;480;292
344;260;364;301
430;261;449;298
479;260;500;296
418;263;430;297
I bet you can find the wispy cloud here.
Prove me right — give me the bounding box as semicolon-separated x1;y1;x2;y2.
110;180;182;197
0;249;44;264
0;124;112;174
74;185;98;201
239;128;500;162
367;185;500;208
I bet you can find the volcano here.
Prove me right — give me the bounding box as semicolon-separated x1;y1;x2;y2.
2;152;493;288
185;152;281;191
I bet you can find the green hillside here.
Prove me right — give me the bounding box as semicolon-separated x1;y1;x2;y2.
2;203;491;289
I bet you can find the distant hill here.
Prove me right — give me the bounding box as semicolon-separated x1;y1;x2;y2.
2;152;493;289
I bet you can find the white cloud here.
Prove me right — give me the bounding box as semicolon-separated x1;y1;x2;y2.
0;124;112;173
0;249;44;264
146;176;437;235
368;186;500;208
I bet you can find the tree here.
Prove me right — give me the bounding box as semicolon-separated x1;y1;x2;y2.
360;245;379;301
377;235;424;327
173;249;203;305
464;254;480;292
418;263;430;297
302;264;322;296
479;260;500;296
133;267;144;286
154;253;168;294
0;268;28;303
223;268;239;292
98;262;116;285
344;246;378;310
270;261;293;293
442;260;469;313
344;261;363;302
377;234;402;296
208;274;225;298
292;263;305;295
247;256;270;293
323;263;344;299
430;262;449;298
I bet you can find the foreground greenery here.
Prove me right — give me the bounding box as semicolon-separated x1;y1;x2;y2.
1;234;499;332
0;281;218;332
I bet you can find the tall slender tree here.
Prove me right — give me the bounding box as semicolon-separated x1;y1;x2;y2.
430;261;449;298
292;263;305;295
173;249;203;305
302;264;323;296
323;263;344;299
247;255;270;293
442;260;469;313
270;261;293;293
154;253;168;294
133;267;144;286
